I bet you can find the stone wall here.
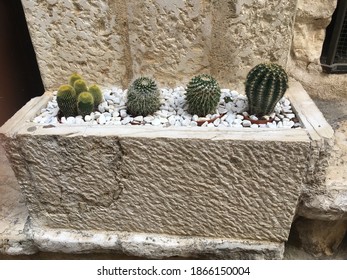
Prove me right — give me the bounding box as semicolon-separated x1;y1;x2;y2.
288;0;347;100
22;0;297;91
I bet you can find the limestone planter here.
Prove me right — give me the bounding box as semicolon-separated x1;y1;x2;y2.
0;81;333;259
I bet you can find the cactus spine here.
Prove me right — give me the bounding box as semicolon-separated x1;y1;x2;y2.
245;63;288;116
126;77;160;116
185;74;221;117
88;84;103;108
73;79;88;96
77;92;94;117
69;73;83;87
57;85;77;117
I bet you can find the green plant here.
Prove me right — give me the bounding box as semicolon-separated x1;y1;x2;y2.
74;79;88;96
245;63;288;116
77;92;94;117
88;84;103;108
69;73;83;87
126;77;160;116
185;74;221;117
56;85;77;117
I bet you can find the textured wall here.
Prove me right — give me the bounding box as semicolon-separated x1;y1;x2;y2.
210;0;297;90
2;132;309;242
288;0;347;99
126;0;212;87
22;0;131;89
22;0;297;91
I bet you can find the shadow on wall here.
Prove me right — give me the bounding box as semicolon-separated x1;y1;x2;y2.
0;0;44;126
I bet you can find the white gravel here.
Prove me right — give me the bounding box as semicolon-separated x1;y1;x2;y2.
32;86;302;129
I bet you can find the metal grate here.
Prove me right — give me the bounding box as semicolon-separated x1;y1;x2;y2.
321;0;347;73
335;14;347;63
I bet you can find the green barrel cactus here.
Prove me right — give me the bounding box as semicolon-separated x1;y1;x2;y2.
126;77;160;116
69;73;83;87
77;92;94;117
88;84;103;108
245;63;288;116
56;85;77;117
185;74;221;117
73;79;88;96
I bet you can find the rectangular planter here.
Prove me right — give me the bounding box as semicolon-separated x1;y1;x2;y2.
0;81;334;257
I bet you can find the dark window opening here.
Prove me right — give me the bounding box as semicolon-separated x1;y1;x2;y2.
0;0;45;126
321;0;347;73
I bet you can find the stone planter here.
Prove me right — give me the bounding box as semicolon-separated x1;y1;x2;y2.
0;81;334;259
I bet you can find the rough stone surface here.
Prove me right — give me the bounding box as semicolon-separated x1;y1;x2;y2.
22;0;297;91
288;0;347;100
211;0;297;90
298;120;347;220
127;0;212;87
1;133;309;243
290;217;347;256
28;224;284;260
0;143;36;255
21;0;131;89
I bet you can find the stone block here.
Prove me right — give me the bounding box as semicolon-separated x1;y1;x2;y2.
0;81;334;251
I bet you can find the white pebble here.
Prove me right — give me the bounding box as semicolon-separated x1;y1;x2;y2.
225;113;235;124
66;117;76;124
144;116;154;123
151;118;161;126
84;115;92;122
267;122;277;129
218;107;228;114
251;124;259;129
120;109;127;118
192;115;199;121
190;121;198;127
233;118;242;125
134;116;144;122
242;120;252;127
213;118;221;126
168;115;176;125
236;115;244;120
121;116;132;125
182;119;191;126
250;115;258;121
285;113;295;119
174;120;182;126
98;114;106;125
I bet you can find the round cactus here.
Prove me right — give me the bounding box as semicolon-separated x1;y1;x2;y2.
74;79;88;96
68;73;83;87
88;84;103;108
56;85;77;117
126;77;160;116
245;63;288;116
77;92;94;117
185;74;221;117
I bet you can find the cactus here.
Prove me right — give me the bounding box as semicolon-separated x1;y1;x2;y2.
68;73;83;87
185;74;221;117
74;79;88;96
245;63;288;116
77;92;94;117
126;77;160;116
56;85;77;117
88;84;103;108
